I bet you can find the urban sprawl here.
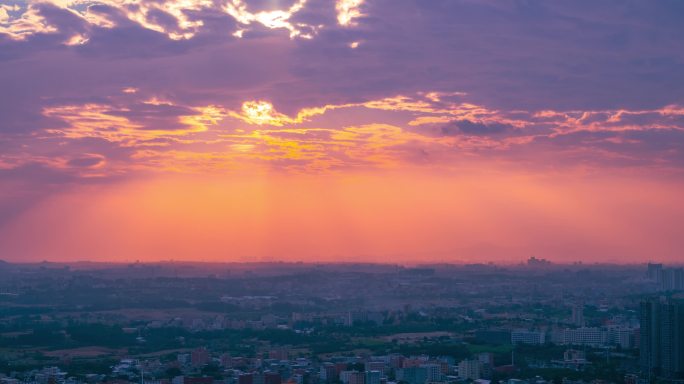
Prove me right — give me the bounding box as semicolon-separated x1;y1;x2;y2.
0;260;682;384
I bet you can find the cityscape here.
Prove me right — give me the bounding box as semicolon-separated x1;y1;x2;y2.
0;260;682;384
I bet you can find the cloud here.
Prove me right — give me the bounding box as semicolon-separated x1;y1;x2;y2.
335;0;364;26
441;120;516;136
41;99;220;144
67;154;106;168
0;0;359;42
1;0;684;180
103;101;200;131
0;3;58;41
11;87;680;176
225;0;321;39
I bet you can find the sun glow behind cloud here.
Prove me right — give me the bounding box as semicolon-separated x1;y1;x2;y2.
26;90;684;176
233;100;294;126
336;0;364;26
0;4;57;40
225;0;320;39
0;0;344;42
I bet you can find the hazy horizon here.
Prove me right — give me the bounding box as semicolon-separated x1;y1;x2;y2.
0;257;679;268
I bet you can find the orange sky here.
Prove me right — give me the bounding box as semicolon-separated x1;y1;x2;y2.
1;168;682;264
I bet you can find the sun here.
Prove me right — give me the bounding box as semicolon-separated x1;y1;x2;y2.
240;100;292;126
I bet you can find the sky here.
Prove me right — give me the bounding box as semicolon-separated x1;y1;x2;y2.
1;0;684;264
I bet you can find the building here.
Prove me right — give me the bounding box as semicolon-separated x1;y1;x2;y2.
238;374;254;384
365;362;386;374
648;264;684;291
389;355;405;369
551;349;590;370
191;347;210;367
560;327;606;347
348;371;365;384
640;299;684;379
269;349;289;361
571;304;585;327
564;349;585;361
662;268;684;291
264;373;281;384
458;360;481;381
177;354;190;365
624;374;648;384
647;263;663;283
511;330;545;345
184;378;213;384
396;367;427;384
339;370;354;384
365;371;381;384
606;326;637;349
320;363;336;383
477;353;493;379
527;256;552;268
420;364;441;382
340;371;354;384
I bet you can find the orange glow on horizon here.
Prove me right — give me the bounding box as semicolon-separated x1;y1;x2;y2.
1;169;682;264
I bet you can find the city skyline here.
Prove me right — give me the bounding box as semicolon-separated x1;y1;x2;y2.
1;1;684;262
0;246;683;382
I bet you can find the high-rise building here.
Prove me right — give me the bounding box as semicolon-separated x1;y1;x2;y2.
647;263;663;283
477;353;494;379
662;268;684;291
648;264;684;292
640;299;684;379
340;371;355;384
320;363;336;383
420;364;441;382
571;303;585;327
457;360;481;381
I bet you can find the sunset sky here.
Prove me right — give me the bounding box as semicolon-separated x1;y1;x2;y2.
1;0;684;263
